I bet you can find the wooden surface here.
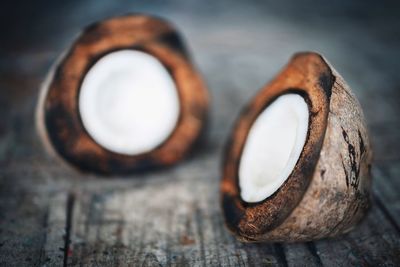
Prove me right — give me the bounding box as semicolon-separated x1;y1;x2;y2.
0;1;399;266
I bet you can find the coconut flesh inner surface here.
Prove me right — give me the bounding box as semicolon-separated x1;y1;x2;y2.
79;50;180;155
239;94;309;203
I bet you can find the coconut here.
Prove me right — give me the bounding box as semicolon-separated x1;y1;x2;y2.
36;14;209;174
221;52;372;242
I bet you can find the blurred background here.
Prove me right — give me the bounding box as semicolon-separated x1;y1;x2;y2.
0;0;399;266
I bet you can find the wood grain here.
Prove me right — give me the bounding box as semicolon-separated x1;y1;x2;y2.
0;0;399;266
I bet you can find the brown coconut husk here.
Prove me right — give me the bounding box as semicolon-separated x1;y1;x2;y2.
221;52;372;242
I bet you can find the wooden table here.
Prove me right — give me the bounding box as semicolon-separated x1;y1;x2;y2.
1;1;399;266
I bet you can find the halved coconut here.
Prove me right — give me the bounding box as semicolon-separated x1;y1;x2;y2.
36;14;209;174
221;52;372;242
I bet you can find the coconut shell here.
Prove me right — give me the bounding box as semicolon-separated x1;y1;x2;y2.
36;14;209;174
221;52;372;242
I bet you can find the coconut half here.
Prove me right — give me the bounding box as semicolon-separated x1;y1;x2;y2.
36;15;209;174
221;52;372;242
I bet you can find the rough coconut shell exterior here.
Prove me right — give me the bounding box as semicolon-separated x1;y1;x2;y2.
36;14;209;174
221;52;372;242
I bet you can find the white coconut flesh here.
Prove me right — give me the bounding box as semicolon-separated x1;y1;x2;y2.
239;94;309;203
79;50;180;155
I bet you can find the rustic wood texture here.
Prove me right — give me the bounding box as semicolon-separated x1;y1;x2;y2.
0;0;399;266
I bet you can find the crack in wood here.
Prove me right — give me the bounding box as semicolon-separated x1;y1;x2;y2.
273;243;289;267
306;242;323;267
63;192;75;267
194;206;207;267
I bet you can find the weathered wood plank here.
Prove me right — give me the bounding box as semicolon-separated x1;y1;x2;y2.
0;189;48;266
42;192;68;266
373;167;400;229
314;201;400;266
1;0;400;266
283;243;321;267
66;167;323;266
